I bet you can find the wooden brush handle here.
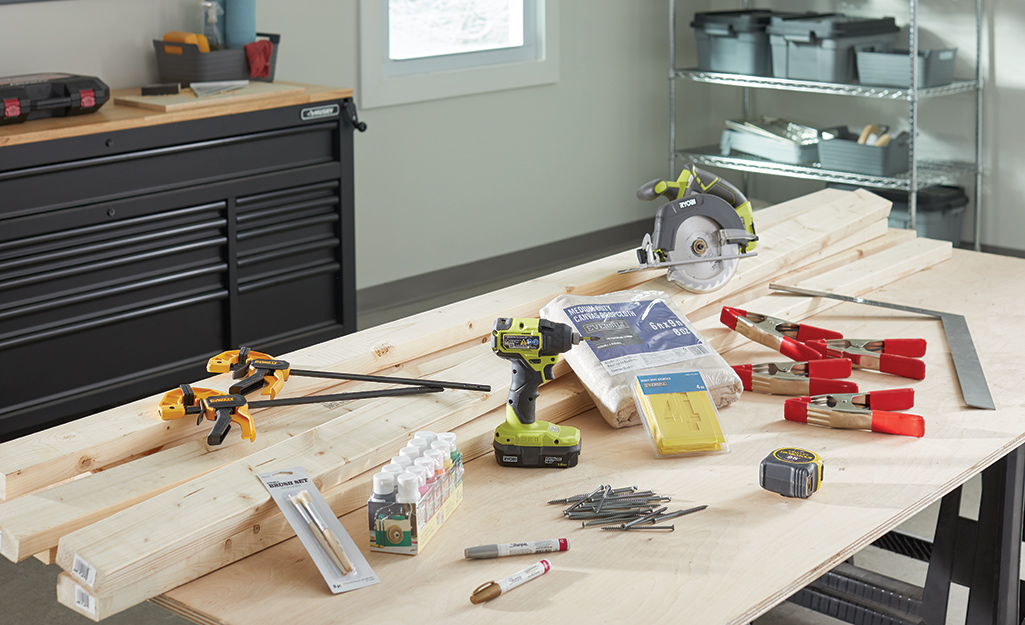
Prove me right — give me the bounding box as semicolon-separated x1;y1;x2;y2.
321;528;355;574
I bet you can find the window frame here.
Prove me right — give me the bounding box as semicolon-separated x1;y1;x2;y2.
358;0;559;109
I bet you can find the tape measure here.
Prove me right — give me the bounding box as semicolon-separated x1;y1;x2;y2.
759;447;823;498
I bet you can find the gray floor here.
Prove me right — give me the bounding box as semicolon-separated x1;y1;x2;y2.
0;248;1004;625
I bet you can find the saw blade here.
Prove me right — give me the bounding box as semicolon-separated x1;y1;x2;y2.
665;214;738;293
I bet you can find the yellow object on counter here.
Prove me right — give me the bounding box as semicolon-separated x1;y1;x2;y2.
633;372;728;457
162;31;211;54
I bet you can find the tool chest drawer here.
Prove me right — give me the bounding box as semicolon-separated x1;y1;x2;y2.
0;97;356;441
0;124;336;220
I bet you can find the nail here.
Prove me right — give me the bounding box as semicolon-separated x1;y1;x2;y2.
625;506;668;528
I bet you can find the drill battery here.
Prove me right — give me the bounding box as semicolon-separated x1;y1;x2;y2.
0;73;110;126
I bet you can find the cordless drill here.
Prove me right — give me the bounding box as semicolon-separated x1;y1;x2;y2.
491;318;592;468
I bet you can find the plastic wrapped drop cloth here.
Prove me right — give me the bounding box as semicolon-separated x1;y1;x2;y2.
541;290;742;428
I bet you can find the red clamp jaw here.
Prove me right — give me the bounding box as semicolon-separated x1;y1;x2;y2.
721;307;842;361
808;338;927;380
784;388;925;437
732;359;858;395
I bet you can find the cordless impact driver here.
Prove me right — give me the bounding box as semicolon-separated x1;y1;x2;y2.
491;318;593;468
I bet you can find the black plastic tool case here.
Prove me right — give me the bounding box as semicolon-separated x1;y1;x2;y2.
0;73;110;125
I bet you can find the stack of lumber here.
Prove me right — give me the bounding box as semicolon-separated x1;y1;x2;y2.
0;189;952;621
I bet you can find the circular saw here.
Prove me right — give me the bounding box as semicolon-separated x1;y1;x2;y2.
620;164;758;293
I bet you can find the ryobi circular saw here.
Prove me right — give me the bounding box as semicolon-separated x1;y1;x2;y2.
621;164;758;293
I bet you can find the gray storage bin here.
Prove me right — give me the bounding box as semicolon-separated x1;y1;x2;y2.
818;128;910;176
856;48;957;88
154;33;279;86
720;129;819;163
768;15;899;82
691;10;783;76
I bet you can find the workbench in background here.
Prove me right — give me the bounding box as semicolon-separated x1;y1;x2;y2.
0;83;357;441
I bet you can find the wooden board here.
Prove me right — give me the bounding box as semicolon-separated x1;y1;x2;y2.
150;248;1025;625
113;82;307;112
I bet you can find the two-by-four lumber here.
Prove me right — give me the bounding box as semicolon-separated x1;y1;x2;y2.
0;341;480;563
55;234;949;622
0;188;888;501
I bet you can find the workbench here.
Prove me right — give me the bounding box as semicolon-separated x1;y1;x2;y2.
1;189;1021;625
148;249;1023;624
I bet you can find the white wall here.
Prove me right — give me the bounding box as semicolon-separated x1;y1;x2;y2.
0;0;1020;297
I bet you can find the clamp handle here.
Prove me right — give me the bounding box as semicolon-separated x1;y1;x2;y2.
202;394;255;445
870;410;925;437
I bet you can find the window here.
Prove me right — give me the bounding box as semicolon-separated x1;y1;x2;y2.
359;0;559;109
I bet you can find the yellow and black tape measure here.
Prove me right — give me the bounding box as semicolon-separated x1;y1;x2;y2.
759;447;823;499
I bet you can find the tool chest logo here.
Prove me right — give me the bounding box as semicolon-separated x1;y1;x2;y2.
301;104;340;121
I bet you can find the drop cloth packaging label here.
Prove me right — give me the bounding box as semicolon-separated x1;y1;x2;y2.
259;467;379;593
564;300;711;375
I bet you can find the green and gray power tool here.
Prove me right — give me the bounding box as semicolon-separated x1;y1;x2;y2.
621;163;758;293
491;318;593;468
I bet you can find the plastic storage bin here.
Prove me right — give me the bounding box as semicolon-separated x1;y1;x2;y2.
829;183;967;244
817;128;910;176
768;15;899;82
153;32;279;86
690;10;780;76
856;48;957;88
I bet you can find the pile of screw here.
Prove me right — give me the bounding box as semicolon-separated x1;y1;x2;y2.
548;485;706;532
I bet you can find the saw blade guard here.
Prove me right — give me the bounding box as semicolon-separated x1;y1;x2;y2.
651;193;746;293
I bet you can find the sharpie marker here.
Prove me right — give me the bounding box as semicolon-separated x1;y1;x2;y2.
470;559;551;604
465;538;569;559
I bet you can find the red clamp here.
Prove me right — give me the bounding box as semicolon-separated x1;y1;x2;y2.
732;359;857;395
808;338;927;380
720;306;842;361
784;388;925;437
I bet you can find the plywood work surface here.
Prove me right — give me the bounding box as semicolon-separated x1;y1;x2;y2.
157;249;1025;625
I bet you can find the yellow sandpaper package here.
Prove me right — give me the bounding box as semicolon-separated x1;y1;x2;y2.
632;371;729;457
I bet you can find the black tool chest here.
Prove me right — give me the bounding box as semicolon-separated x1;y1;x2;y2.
0;96;357;440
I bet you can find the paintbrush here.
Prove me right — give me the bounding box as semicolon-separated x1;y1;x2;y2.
289;490;354;574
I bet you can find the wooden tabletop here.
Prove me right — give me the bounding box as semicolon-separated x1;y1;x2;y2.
0;82;353;148
152;248;1025;625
